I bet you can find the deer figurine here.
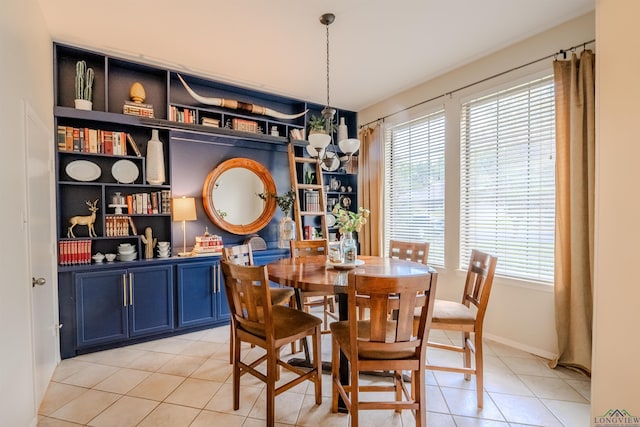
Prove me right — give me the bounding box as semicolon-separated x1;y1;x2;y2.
67;199;99;238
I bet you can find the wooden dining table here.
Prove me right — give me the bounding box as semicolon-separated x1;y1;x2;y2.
267;254;436;412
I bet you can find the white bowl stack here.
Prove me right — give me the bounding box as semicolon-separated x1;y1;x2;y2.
117;243;137;261
157;241;170;258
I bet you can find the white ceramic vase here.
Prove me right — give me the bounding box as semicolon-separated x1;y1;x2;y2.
337;117;348;143
74;99;92;110
146;129;165;185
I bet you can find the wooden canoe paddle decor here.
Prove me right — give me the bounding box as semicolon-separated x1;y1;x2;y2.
177;74;308;120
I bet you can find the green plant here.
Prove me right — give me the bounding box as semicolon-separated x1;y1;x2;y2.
332;203;370;233
75;60;94;101
307;114;337;134
258;188;296;217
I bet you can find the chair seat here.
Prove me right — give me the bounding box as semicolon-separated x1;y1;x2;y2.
431;300;476;325
240;305;322;340
270;287;295;306
330;320;417;360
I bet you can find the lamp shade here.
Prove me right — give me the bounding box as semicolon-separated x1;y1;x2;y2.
338;138;360;156
172;197;197;222
308;132;331;150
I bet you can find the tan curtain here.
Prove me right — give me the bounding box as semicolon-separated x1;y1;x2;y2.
358;124;384;256
552;50;595;374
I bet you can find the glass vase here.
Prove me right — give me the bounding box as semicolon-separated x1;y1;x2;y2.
341;231;357;264
279;216;296;249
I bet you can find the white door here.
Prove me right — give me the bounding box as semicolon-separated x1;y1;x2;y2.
25;103;58;405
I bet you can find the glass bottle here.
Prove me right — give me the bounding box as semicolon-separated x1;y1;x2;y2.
279;216;296;249
341;231;357;264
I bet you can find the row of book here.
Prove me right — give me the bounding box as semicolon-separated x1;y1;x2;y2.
57;125;142;157
170;106;197;123
59;239;92;266
304;190;321;212
105;215;136;237
123;101;154;118
126;190;172;215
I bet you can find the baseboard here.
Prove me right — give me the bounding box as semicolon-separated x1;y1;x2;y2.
483;332;557;360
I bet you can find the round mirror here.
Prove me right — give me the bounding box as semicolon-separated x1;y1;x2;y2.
203;158;276;235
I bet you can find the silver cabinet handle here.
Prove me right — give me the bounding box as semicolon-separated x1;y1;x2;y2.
122;274;127;307
32;277;46;287
129;272;134;306
212;264;217;293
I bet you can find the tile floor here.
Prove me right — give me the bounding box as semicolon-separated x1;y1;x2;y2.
38;323;591;426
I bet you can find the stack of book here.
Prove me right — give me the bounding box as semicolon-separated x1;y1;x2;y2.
192;233;223;255
170;106;197;123
289;128;306;140
232;118;258;133
305;191;320;212
201;117;220;127
58;239;92;265
126;191;171;215
123;101;154;118
105;215;133;236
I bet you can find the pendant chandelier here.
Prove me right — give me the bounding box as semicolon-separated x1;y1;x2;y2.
307;13;360;166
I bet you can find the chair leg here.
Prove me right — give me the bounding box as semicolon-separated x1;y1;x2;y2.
313;326;322;404
229;325;234;364
414;368;426;427
463;331;472;381
350;361;359;427
394;371;402;413
331;335;339;413
266;348;277;427
475;332;484;408
322;296;329;329
233;333;241;411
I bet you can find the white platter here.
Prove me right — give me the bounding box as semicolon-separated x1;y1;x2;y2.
320;152;340;172
326;259;365;270
66;160;101;182
326;213;336;227
111;159;139;183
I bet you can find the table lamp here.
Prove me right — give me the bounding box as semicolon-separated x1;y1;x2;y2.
172;196;197;256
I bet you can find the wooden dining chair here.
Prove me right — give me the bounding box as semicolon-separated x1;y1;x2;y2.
222;244;295;363
290;239;337;332
422;249;497;408
330;269;438;427
220;261;322;427
389;239;429;264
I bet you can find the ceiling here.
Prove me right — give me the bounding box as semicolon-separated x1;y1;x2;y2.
37;0;594;112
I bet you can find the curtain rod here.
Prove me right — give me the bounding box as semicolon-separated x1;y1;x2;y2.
360;39;595;129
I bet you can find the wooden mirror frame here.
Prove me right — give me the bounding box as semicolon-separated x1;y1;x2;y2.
202;158;277;235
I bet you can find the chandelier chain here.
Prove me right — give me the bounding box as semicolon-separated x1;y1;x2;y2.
325;22;330;108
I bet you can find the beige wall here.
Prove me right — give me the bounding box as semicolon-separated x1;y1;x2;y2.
0;0;53;425
359;12;595;358
592;0;640;420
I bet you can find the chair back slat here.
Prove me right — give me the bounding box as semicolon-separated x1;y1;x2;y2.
290;239;328;258
461;250;497;322
349;272;437;354
221;261;273;337
223;244;254;266
389;240;429;265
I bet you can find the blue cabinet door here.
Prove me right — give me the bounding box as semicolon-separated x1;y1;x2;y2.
75;269;128;348
176;261;217;328
128;265;174;337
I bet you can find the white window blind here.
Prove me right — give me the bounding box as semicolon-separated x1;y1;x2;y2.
460;76;555;282
384;110;445;266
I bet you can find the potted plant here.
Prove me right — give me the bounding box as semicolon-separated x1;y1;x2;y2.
74;60;94;110
307;114;337;135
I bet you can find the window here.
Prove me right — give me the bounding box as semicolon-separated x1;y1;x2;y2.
384;110;445;266
460;76;555;282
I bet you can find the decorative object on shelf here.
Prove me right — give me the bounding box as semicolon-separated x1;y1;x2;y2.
177;74;308;120
329;177;341;191
67;199;99;238
65;160;101;182
141;226;157;259
146;129;165;185
157;241;170;258
192;227;223;255
105;253;116;262
91;252;104;263
307;13;360;166
117;243;137;261
258;188;296;249
74;60;94;110
111;159;139;184
270;126;279;136
172;196;197;256
337;117;348;144
129;82;146;103
108;192;127;214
